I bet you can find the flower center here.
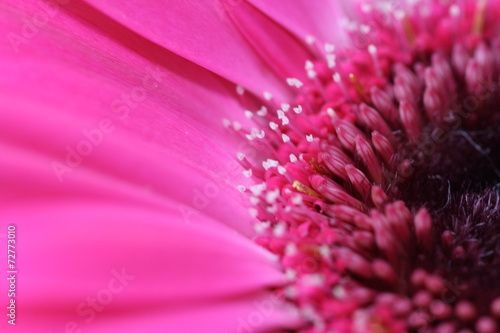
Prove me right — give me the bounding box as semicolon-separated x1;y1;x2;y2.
230;1;500;332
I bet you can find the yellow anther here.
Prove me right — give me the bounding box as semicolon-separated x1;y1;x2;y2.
472;0;487;35
306;157;329;175
292;180;321;198
402;15;416;46
349;73;367;101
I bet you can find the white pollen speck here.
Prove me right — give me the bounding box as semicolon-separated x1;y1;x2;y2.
289;154;298;163
285;243;297;255
303;274;324;286
326;108;335;118
449;4;460;17
305;60;316;78
341;18;357;31
333;72;342;83
326;54;336;68
269;122;279;130
268;159;279;167
222;118;231;128
254;221;270;234
324;43;335;53
247;128;263;140
267;205;277;214
285;269;297;280
244;110;253;119
249;196;260;205
319;245;330;258
306;134;314;142
242;169;252;178
293;105;303;114
248;208;258;218
266;189;280;204
256;106;268;117
291;195;303;205
236;85;245;95
394;9;406;20
281;116;290;125
277;166;286;175
286;78;303;88
277;110;285;119
368;44;377;55
305;35;316;45
282;133;290;143
360;24;370;34
361;3;372;12
273;222;287;237
263;91;273;100
332;286;346;299
237;185;246;192
237;152;245;161
250;183;266;196
281;103;290;112
233;121;242;131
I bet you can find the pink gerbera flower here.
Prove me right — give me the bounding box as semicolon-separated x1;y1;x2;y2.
2;1;500;333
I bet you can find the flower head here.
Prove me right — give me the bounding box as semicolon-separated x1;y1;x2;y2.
4;0;500;332
232;1;500;332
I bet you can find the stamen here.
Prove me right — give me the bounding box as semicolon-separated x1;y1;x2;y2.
292;180;321;198
236;85;245;95
263;91;273;101
368;44;382;76
401;14;416;46
349;73;367;101
472;0;487;35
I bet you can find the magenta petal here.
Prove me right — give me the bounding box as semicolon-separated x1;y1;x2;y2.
224;1;312;82
81;0;292;99
0;204;302;332
1;0;257;232
247;0;349;44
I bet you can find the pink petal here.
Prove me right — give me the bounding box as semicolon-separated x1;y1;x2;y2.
247;0;349;44
223;1;312;82
0;204;302;332
80;0;292;99
1;0;255;233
